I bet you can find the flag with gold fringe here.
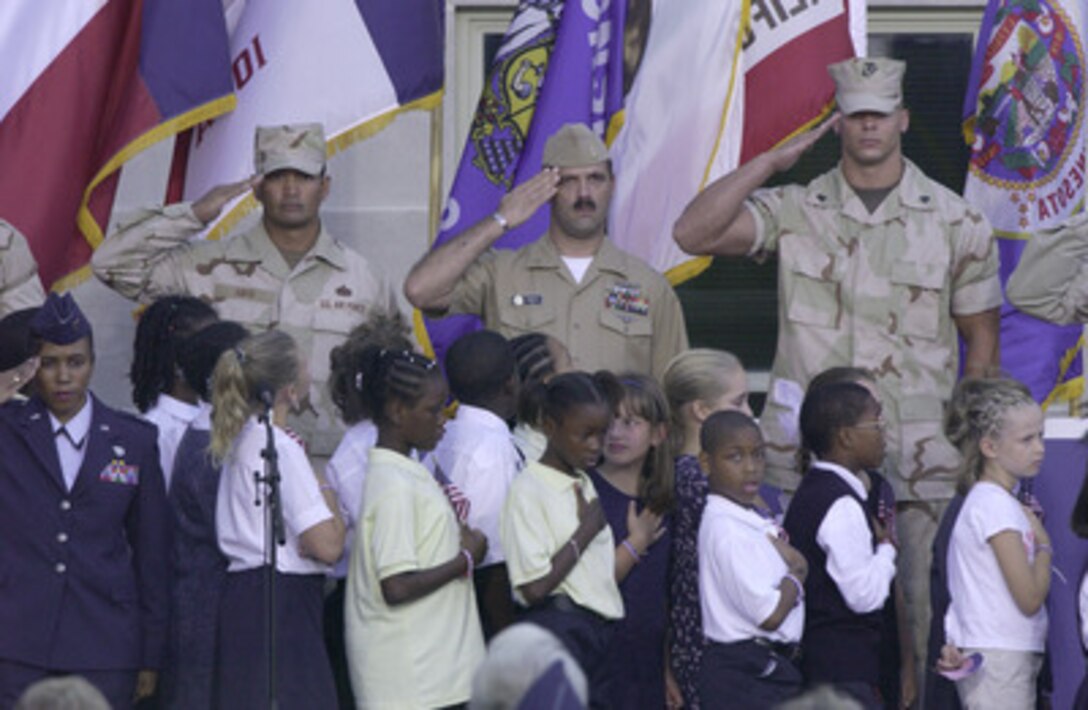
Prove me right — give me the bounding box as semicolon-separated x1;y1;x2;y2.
0;0;234;290
183;0;444;239
420;0;626;363
963;0;1086;404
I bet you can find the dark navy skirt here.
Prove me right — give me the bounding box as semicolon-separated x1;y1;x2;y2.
215;567;336;710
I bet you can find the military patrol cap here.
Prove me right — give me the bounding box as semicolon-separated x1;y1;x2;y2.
828;57;906;115
542;123;609;168
0;307;39;370
254;123;327;176
30;293;92;345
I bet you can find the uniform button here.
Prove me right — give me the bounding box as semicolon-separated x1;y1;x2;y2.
57;532;68;543
59;500;72;511
55;562;66;574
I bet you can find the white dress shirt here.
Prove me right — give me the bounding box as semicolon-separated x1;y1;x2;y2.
426;404;524;566
144;393;201;490
811;460;897;613
325;420;379;579
50;399;92;490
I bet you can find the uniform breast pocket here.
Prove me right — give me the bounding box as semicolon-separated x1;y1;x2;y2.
497;302;557;335
599;307;653;338
211;284;276;330
310;305;366;380
782;240;844;329
891;261;947;340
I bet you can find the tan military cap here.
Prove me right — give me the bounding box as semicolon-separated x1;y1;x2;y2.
828;57;905;115
254;123;326;176
542;123;609;168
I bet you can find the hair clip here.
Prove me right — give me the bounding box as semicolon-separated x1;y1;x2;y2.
355;371;364;392
234;346;246;364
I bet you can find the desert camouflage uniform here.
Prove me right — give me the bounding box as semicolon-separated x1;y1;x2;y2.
1007;211;1088;325
91;204;396;458
747;160;1001;677
0;221;46;317
446;235;688;380
748;159;1000;500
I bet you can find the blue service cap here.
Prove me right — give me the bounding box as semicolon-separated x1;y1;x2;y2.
30;293;92;345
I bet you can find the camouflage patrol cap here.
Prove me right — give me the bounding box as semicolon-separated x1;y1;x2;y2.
542;124;609;168
828;57;906;115
254;123;326;176
30;293;91;346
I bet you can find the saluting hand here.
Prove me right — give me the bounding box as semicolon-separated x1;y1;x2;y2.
765;112;841;174
495;168;561;229
460;523;488;565
192;175;261;224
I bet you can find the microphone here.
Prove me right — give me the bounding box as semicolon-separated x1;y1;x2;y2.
257;384;275;411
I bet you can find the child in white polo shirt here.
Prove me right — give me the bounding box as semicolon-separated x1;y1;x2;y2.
697;410;807;708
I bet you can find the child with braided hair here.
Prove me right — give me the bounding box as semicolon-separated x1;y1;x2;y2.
939;377;1050;709
130;295;217;488
344;347;487;708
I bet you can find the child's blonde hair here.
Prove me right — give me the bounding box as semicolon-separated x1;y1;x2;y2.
615;373;674;514
662;348;744;452
944;377;1035;494
209;330;299;461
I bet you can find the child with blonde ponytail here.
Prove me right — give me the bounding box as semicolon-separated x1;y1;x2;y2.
939;377;1050;709
211;330;345;710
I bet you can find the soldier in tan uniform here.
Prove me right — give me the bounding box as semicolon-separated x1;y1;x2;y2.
404;123;688;380
0;220;46;317
673;58;1002;694
92;123;396;460
1007;212;1088;324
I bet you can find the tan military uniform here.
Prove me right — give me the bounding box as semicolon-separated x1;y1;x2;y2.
0;220;46;317
91;203;396;456
1006;211;1088;325
749;160;1001;683
748;159;1001;500
446;236;687;379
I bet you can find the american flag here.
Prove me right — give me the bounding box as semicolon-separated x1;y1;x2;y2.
432;464;471;523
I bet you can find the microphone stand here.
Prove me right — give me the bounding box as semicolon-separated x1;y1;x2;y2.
254;396;285;709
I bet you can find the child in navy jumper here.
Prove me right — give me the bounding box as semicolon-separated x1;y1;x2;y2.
783;381;897;708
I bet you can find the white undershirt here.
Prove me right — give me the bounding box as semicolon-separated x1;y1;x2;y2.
561;256;593;284
50;399;92;490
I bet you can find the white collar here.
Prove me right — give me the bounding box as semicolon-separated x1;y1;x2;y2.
454;403;511;434
811;459;867;500
190;401;213;431
706;492;777;533
149;393;202;422
49;397;93;443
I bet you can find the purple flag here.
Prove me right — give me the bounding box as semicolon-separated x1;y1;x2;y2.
962;0;1086;404
420;0;626;364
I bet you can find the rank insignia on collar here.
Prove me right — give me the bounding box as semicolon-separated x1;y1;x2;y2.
604;282;650;316
511;293;543;307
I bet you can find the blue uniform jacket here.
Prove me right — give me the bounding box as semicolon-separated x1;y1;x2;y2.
0;394;169;671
